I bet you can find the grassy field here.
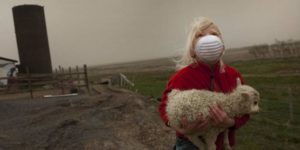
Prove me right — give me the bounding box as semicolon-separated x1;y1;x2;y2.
126;57;300;150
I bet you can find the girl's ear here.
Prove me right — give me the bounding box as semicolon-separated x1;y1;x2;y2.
168;89;180;98
190;49;196;58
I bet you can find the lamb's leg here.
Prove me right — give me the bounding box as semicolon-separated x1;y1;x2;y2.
224;129;232;150
187;134;206;150
203;131;218;150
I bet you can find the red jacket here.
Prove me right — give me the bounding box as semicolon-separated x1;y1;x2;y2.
159;62;249;150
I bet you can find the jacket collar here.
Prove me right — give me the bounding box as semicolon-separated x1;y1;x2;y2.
189;60;223;73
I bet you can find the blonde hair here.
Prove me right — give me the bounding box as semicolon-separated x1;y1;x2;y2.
175;17;224;70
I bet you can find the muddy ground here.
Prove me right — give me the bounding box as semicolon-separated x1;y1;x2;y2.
0;85;175;150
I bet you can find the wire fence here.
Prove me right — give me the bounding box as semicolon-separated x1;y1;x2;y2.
246;82;300;127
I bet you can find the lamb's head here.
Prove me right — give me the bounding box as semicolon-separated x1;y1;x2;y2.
236;85;260;114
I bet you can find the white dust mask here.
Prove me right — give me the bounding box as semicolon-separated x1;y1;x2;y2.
195;35;224;64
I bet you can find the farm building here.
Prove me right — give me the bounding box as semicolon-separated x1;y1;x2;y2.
0;56;18;86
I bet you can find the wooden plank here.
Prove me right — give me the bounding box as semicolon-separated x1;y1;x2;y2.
44;93;78;98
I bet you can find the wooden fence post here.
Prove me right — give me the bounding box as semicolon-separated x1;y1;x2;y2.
76;65;80;89
69;67;72;80
60;66;65;94
83;64;90;94
59;65;62;73
68;67;72;88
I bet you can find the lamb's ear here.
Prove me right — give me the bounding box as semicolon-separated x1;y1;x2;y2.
241;92;249;100
168;89;180;97
236;77;242;87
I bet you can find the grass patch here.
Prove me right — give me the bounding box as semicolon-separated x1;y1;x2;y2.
229;57;300;74
126;71;174;98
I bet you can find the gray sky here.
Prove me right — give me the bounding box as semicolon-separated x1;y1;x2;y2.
1;0;300;68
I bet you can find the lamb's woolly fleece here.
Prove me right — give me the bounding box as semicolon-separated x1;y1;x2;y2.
166;85;257;127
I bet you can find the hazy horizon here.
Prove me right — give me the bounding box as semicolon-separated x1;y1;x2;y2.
1;0;300;68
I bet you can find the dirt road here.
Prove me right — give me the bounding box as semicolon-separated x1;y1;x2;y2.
0;85;175;150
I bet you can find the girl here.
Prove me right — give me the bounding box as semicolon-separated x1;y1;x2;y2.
159;17;249;150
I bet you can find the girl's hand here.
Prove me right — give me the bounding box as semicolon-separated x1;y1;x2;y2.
170;114;209;135
209;104;235;128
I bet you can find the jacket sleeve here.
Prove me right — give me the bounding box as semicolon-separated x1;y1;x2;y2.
159;74;186;127
232;114;250;129
159;85;172;127
159;75;179;127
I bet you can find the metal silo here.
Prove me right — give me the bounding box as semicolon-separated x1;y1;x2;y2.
13;5;52;74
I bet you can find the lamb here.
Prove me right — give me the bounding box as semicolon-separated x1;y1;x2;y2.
166;85;260;150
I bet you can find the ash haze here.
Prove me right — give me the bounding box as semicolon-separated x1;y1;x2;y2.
0;0;300;68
